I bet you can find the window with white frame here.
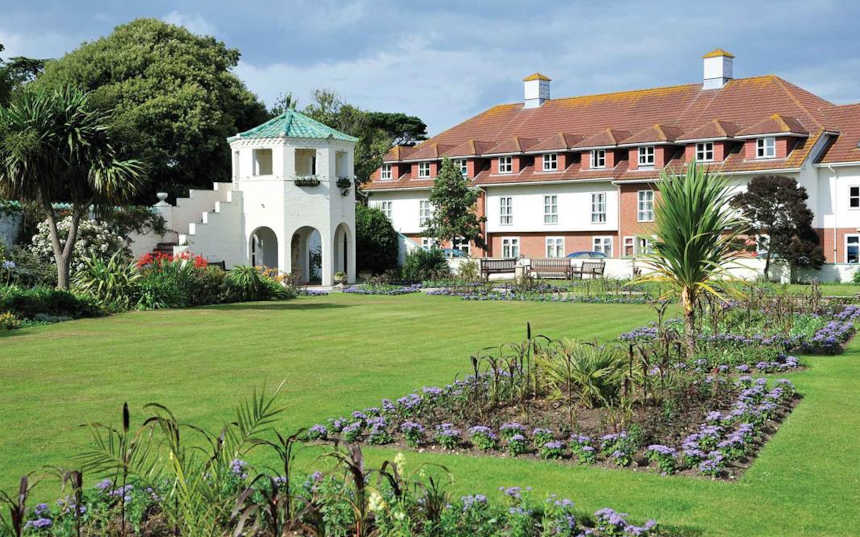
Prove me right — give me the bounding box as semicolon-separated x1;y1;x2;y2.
500;196;513;225
637;190;654;221
591;192;607;223
545;237;564;258
756;137;776;158
638;146;655;167
421;237;438;250
623;236;635;257
592;236;612;257
590;149;606;169
454;159;468;177
542;153;558;171
544;195;558;224
502;237;520;258
380;164;392;180
849;186;860;209
418;162;431;177
453;237;470;256
636;236;654;255
846;235;860;264
696;142;714;161
498;156;513;173
370;200;392;219
419;200;432;227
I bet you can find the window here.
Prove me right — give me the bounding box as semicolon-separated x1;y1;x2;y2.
233;151;241;178
500;196;513;225
637;190;654;222
638;146;655;167
755;234;769;257
421;237;438;250
419;200;432;227
371;200;392;219
756;137;776;159
502;237;520;258
623;236;635;257
847;235;860;264
418;162;431;177
454;159;468;177
636;237;654;255
453;237;470;256
591;193;607;223
544;195;558;224
696;142;714;161
253;148;273;176
592;236;612;257
498;156;513;173
590;149;606;169
850;186;860;209
542;153;558;171
380;164;392;180
545;237;564;258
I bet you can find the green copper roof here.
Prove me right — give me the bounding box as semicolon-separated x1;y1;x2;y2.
228;109;358;142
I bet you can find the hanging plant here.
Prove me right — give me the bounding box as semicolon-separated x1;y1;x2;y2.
295;176;321;187
336;177;353;196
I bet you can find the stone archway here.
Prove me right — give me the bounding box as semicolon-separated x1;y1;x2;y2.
333;222;351;276
250;226;278;269
290;226;322;283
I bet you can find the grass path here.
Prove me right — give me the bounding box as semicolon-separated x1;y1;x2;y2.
2;292;858;536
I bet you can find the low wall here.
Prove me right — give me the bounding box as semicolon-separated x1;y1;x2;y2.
0;213;22;246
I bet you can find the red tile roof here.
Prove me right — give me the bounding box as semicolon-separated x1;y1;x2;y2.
677;119;740;141
735;114;808;137
528;132;584;152
572;128;632;149
622;124;684;145
485;136;541;155
820;104;860;164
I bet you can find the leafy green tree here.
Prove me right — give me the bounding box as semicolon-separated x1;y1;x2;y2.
269;92;298;115
303;89;427;183
0;86;144;289
640;162;746;356
33;19;268;202
731;175;824;281
355;204;399;274
0;43;46;105
424;157;486;250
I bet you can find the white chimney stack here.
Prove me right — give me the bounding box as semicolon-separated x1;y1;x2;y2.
523;73;551;108
702;49;734;90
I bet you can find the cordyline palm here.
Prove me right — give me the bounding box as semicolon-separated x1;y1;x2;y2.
0;85;144;289
639;162;746;357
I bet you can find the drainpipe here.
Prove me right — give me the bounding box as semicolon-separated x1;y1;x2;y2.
826;164;839;263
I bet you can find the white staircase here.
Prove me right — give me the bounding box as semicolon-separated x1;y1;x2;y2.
167;183;244;266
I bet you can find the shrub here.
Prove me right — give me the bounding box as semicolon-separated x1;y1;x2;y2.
540;440;565;460
0;311;21;330
456;259;480;281
468;426;497;450
0;245;56;287
355;204;399;274
401;248;451;282
853;268;860;284
225;265;266;301
506;434;529;456
31;217;129;277
0;285;102;319
72;251;140;309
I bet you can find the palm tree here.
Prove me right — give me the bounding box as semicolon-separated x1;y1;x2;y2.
0;86;144;289
639;161;746;356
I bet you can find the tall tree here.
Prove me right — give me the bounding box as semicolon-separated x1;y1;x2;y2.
0;43;46;105
731;175;824;281
269;92;299;115
425;157;486;249
355;204;399;274
303;90;428;183
0;86;144;289
33;18;268;203
640;162;746;356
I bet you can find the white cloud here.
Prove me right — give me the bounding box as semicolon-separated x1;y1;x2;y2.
162;11;217;37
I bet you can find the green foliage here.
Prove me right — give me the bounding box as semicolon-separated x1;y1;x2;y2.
539;340;628;409
355;204;399;274
33;18;268;203
0;244;55;287
30;217;130;277
225;265;266;301
426;157;486;249
0;285;102;319
854;269;860;284
401;248;451;282
72;251;141;310
303;89;427;183
0;311;20;330
732;175;824;279
0;43;45;105
456;259;480;282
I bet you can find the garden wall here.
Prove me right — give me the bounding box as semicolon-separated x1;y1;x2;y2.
0;213;21;246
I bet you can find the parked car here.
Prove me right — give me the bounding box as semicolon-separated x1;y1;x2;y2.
566;251;608;259
441;248;468;258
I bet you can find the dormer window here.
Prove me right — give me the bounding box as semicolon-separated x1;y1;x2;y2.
380;164;392;180
454;159;468;177
542;153;558;171
696;142;714;162
590;149;606;169
498;156;513;174
418;162;431;178
756;137;776;159
638;146;655;167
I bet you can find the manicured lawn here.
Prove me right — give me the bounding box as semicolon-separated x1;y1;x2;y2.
2;292;858;536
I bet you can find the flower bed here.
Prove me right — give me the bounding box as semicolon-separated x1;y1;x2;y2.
343;283;422;295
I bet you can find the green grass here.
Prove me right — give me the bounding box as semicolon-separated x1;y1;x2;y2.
1;292;858;536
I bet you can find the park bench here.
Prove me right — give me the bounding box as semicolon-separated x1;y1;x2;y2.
528;258;573;280
480;258;517;280
571;260;606;279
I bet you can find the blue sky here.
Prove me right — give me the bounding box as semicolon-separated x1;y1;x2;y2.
1;0;859;135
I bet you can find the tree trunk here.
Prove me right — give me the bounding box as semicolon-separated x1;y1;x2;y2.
763;248;772;282
44;204;83;290
681;286;696;358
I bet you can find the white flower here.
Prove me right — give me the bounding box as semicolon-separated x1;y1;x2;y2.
368;491;385;513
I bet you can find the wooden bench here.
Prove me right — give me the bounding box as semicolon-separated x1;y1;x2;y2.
528;258;572;280
572;260;606;279
480;258;517;280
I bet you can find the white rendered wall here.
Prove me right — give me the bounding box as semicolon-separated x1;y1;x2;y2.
485;182;618;233
368;190;432;235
